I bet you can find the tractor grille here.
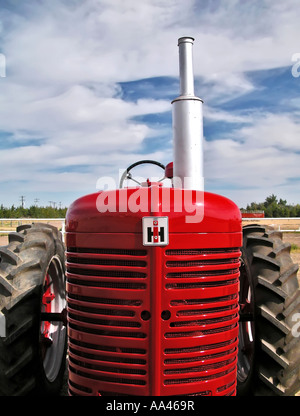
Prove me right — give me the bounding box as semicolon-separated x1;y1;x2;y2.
66;241;240;396
161;247;240;396
66;246;149;396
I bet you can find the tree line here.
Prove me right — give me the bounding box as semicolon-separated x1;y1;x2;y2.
241;194;300;218
0;194;299;218
0;204;68;218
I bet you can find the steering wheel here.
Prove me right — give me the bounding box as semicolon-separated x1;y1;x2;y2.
119;160;166;188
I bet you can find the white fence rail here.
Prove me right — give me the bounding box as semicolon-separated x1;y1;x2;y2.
0;218;65;235
1;217;300;234
242;217;300;232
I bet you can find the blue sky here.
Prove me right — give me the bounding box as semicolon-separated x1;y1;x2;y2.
0;0;300;209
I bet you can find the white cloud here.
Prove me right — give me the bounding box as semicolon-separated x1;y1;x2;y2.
0;0;300;207
204;106;250;124
204;111;300;206
237;113;300;151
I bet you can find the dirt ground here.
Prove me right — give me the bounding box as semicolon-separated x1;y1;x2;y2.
282;233;300;285
0;235;8;245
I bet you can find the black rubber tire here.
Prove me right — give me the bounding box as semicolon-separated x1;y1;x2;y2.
237;224;300;396
0;223;67;396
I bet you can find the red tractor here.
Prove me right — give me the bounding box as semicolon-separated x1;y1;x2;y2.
1;37;300;397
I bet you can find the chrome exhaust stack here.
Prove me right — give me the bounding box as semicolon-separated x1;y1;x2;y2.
172;37;204;191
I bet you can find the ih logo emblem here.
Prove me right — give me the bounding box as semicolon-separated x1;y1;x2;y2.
142;217;169;246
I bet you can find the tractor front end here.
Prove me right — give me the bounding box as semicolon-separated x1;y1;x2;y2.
66;187;241;396
65;37;242;396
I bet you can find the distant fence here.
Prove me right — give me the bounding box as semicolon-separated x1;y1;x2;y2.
1;217;300;235
242;217;300;232
0;218;65;235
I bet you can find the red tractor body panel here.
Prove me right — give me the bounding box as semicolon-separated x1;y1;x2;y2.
241;212;265;218
65;185;242;396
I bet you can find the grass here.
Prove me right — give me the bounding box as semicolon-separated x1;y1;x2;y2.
291;243;300;252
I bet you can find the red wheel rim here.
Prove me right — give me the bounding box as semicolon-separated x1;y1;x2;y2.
39;256;66;382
